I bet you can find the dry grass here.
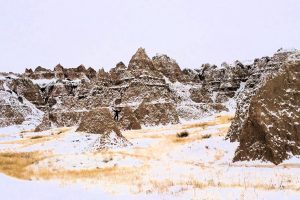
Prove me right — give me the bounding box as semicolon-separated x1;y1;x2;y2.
0;151;44;179
143;177;300;194
105;150;152;160
20;129;36;133
172;138;190;144
34;166;144;185
30;135;44;139
182;115;233;130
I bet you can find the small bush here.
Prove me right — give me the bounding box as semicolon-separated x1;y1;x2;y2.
103;156;113;163
176;131;189;138
202;134;211;139
30;135;43;140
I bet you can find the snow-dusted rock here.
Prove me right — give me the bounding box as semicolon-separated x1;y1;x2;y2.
76;108;121;135
134;102;179;126
0;79;43;127
227;49;298;142
118;107;141;130
152;54;182;82
227;51;300;164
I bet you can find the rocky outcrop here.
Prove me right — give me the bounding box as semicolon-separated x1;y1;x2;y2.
110;62;133;82
76;108;131;150
0;104;25;127
76;108;121;135
26;64;96;81
227;50;297;142
53;64;65;79
134;102;179;126
118;107;141;130
90;131;131;150
0;78;43;127
196;62;249;103
189;87;213;103
34;114;51;132
35;110;87;132
128;48;161;78
7;78;45;106
152;54;182;82
230;62;300;164
27;66;55;79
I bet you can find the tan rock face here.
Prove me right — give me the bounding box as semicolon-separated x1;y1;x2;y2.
109;62;134;85
35;111;87;132
91;131;132;150
8;79;45;106
128;48;161;78
227;51;295;142
0;80;42;128
26;64;97;81
0;105;25;127
0;80;5;91
152;54;182;82
196;62;249;103
189;87;213;103
230;62;300;164
118;107;141;130
134;102;179;126
76;108;121;135
76;108;131;150
53;64;65;79
35;114;51;132
28;66;55;79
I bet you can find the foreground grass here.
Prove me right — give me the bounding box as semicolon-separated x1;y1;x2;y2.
182;115;233;130
0;151;44;179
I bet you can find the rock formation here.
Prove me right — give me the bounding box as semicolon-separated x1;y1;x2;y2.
134;102;179;126
0;76;43;127
152;54;182;82
76;108;131;149
91;132;131;150
226;49;300;164
76;108;121;135
227;50;297;142
7;78;45;107
128;48;160;78
1;47;300;158
118;107;141;130
35;110;87;132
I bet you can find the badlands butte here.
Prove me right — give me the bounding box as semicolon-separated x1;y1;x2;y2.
0;47;299;164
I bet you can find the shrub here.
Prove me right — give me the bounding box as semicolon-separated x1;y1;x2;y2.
176;131;189;138
103;156;113;163
202;134;211;139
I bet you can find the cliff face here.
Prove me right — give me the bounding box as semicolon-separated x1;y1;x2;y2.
230;62;300;164
226;49;300;164
0;76;43;128
227;50;298;142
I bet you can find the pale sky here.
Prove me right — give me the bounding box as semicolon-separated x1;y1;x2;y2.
0;0;299;73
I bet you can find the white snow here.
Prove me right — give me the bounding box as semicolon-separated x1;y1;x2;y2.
31;78;57;87
0;173;111;200
1;113;300;199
